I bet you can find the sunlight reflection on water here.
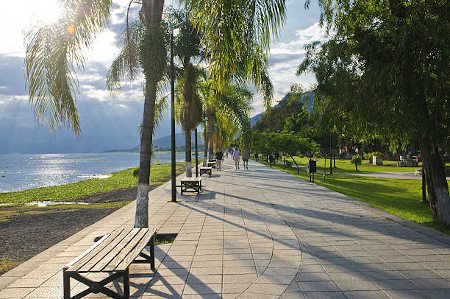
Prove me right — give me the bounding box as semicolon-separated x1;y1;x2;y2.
0;152;183;193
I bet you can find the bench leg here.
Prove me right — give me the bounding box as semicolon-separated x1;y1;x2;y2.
67;271;125;299
123;268;129;298
150;234;156;271
63;268;71;299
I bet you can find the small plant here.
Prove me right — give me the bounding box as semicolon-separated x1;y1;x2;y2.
351;154;362;171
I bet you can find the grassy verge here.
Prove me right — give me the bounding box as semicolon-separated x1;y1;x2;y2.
261;159;450;235
0;163;186;205
0;258;20;274
289;156;421;173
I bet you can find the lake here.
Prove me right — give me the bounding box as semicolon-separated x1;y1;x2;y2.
0;152;185;193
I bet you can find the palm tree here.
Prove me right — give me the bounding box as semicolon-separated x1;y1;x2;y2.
26;0;167;228
172;9;204;177
24;0;287;228
200;79;253;160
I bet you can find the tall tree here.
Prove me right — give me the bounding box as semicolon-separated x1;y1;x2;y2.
299;0;450;224
173;8;204;177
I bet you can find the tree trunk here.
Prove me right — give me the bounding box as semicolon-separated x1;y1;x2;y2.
422;148;450;225
289;155;300;174
135;0;164;228
135;81;157;228
203;125;208;166
185;129;192;177
421;167;427;203
207;112;214;161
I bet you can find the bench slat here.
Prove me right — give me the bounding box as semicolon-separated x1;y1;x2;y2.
104;228;153;271
90;228;141;272
75;228;132;272
114;229;156;271
67;228;125;272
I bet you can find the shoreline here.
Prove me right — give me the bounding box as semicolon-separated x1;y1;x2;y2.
0;151;187;193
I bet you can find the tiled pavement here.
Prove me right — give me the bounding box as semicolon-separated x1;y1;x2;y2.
1;158;449;298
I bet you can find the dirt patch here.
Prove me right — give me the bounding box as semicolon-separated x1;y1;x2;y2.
0;187;142;275
73;187;136;203
0;207;118;275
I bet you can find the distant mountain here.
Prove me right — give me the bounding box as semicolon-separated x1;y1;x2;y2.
153;131;204;149
250;91;314;127
105;131;204;152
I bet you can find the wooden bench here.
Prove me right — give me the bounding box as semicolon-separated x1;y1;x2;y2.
207;161;216;168
180;177;202;194
63;227;156;299
200;166;212;176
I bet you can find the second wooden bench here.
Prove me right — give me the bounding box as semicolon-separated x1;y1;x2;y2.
180;177;202;194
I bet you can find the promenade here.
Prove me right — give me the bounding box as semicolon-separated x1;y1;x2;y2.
1;158;449;298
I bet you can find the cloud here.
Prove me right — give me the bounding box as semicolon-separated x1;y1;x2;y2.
271;22;328;56
0;1;323;152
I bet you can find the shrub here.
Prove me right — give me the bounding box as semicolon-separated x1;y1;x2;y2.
351;154;362;171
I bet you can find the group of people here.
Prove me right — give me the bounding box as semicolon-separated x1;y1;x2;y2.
214;147;250;170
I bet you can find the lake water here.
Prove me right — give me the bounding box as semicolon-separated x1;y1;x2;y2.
0;152;185;193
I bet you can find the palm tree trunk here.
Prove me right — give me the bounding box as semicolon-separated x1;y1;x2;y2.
207;112;214;161
135;81;157;228
135;0;164;228
203;125;208;166
185;129;192;177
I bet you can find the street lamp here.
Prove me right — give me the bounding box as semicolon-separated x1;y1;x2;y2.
170;24;182;202
195;128;199;177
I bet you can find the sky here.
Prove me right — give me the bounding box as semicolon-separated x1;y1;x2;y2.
0;0;325;154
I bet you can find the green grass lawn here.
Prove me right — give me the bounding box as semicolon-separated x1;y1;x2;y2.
0;163;186;205
263;159;450;235
289;156;421;173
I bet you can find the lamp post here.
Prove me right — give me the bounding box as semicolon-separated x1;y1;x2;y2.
170;28;176;202
195;128;199;177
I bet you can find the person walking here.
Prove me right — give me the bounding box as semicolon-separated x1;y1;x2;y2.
215;150;224;170
233;148;241;170
242;149;250;169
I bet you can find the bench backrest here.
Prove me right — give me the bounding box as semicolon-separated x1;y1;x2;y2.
65;228;156;273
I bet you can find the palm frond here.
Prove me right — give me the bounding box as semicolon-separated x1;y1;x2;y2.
107;20;144;90
154;95;169;130
189;0;286;89
25;0;113;136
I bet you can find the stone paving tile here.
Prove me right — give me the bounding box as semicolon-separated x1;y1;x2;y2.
0;287;34;298
383;289;434;299
302;291;346;299
298;281;340;292
222;274;257;284
343;290;390;299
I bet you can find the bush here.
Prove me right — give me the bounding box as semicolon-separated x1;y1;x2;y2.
351;154;362;171
351;154;362;164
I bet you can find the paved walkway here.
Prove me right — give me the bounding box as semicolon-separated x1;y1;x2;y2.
1;158;450;298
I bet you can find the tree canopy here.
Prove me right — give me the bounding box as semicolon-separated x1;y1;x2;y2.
299;0;450;224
